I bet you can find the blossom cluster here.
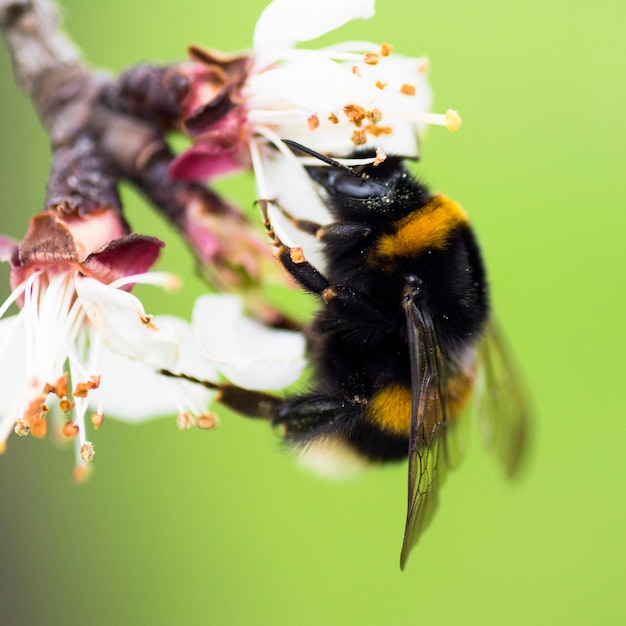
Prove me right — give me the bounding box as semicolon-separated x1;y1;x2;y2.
0;0;460;478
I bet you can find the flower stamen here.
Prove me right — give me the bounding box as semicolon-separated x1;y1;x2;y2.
343;104;367;126
59;398;76;413
196;413;217;430
307;114;320;130
90;413;104;430
373;148;387;166
366;124;392;137
109;271;181;292
62;421;80;438
411;109;462;132
176;411;194;430
31;417;47;438
364;52;379;65
14;419;30;437
73;375;101;398
351;129;367;145
380;42;393;57
80;441;95;462
44;373;70;398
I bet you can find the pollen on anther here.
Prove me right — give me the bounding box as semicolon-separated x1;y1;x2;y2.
307;114;320;130
351;65;362;78
26;395;46;422
44;373;69;398
62;421;80;438
176;412;193;430
196;414;217;430
72;464;91;483
366;124;392;137
31;417;47;438
367;108;382;123
91;413;105;430
290;247;306;264
141;313;157;330
351;129;367;145
344;104;366;126
445;109;462;132
163;274;183;291
380;42;393;57
59;398;75;413
322;287;338;303
364;53;379;65
74;376;100;398
80;441;95;462
400;84;416;96
14;419;30;437
328;112;339;124
373;148;387;166
73;384;89;398
375;80;387;90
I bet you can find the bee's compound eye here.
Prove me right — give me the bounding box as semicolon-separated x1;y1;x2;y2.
332;175;385;199
308;167;384;200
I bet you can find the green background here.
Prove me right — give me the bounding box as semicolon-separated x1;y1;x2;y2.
1;0;624;624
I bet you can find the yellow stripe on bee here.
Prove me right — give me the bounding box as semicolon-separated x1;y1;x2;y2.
366;384;413;436
374;195;469;261
365;369;475;438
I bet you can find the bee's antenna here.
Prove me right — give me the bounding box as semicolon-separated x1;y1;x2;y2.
282;139;359;176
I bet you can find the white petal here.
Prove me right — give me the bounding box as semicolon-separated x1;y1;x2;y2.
91;349;212;423
247;56;380;116
246;52;432;157
89;315;216;423
254;0;375;54
154;315;220;382
92;346;184;422
74;276;179;370
193;294;307;391
260;153;329;271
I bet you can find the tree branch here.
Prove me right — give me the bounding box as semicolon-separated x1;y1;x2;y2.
0;0;79;92
0;0;295;325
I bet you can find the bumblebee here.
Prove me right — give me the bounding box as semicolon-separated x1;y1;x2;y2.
183;141;529;568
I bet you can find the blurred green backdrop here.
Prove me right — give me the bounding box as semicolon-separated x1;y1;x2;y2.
1;0;625;624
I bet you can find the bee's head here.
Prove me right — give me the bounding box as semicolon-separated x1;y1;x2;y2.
282;140;426;221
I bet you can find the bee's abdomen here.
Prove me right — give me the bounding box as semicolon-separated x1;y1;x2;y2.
364;383;413;437
363;365;476;441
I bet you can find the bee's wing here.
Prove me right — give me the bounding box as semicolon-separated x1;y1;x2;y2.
474;318;530;477
400;297;451;570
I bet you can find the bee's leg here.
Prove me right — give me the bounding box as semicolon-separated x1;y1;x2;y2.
277;243;334;295
271;249;390;328
317;222;371;244
258;198;371;243
258;198;322;237
258;200;388;332
160;369;353;434
258;199;368;299
159;370;282;420
275;396;346;435
257;200;333;294
262;235;390;330
217;384;284;419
